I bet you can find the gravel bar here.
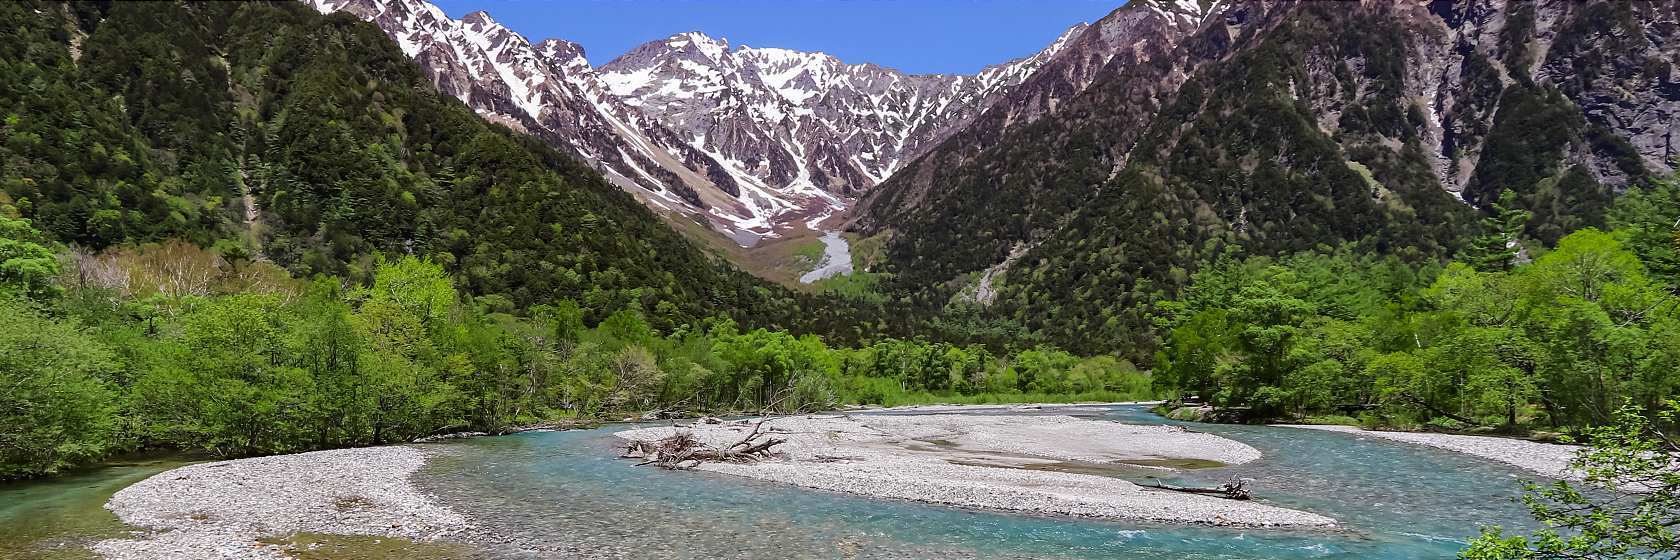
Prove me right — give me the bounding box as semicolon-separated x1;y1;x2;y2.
616;414;1335;528
1278;425;1581;479
863;401;1164;414
95;446;469;560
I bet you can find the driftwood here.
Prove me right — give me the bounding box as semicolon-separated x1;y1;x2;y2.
1151;476;1253;500
620;417;787;470
619;388;831;470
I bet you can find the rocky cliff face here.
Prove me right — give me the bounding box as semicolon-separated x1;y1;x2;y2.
1257;0;1677;242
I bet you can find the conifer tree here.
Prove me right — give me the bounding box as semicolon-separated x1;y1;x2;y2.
1463;190;1534;272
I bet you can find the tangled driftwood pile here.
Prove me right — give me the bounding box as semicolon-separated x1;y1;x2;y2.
620;418;786;470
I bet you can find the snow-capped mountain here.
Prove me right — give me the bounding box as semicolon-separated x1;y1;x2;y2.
306;0;760;236
597;27;1084;204
305;0;1119;245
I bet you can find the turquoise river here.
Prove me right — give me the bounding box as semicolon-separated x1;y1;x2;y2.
2;404;1546;559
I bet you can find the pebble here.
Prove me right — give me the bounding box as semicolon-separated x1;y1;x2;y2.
616;414;1336;528
1280;424;1582;479
95;447;470;560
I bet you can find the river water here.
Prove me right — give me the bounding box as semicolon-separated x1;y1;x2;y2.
0;405;1543;559
0;457;191;560
798;231;853;283
418;404;1541;559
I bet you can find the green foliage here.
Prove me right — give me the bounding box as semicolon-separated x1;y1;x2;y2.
1462;190;1534;273
1608;176;1680;287
599;308;655;346
1154;250;1426;414
0;298;118;479
0;233;1154;476
1462;401;1680;559
0;213;60;299
362;255;455;329
546;299;586;345
813;269;887;304
791;240;825;270
122;256;467;456
0;1;234;249
1154;227;1680;429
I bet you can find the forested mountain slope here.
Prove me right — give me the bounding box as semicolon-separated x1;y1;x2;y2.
854;0;1680;359
0;0;855;332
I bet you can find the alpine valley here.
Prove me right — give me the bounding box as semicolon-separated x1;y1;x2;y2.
4;1;1680;559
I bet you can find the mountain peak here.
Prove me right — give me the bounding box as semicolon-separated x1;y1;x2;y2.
536;38;591;74
1136;0;1222;26
667;31;730;59
1045;22;1090;55
460;9;506;33
537;38;586;60
1142;0;1213;14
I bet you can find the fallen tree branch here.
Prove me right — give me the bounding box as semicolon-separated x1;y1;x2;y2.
1150;476;1253;500
622;387;811;470
621;424;786;470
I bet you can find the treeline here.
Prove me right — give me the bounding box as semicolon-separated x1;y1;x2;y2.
0;212;1152;479
1152;181;1680;431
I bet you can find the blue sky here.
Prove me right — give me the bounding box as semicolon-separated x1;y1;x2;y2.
430;0;1122;75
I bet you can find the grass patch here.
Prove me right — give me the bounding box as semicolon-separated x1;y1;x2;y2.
812;269;887;302
650;213;832;289
808;231;893;301
792;239;825;263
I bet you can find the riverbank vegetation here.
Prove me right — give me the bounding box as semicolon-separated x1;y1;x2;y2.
1463;400;1680;559
1151;181;1680;434
0;211;1153;479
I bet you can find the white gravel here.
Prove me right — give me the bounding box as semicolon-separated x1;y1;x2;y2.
616;414;1335;527
865;401;1164;414
94;446;469;560
856;413;1261;464
1279;425;1581;479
